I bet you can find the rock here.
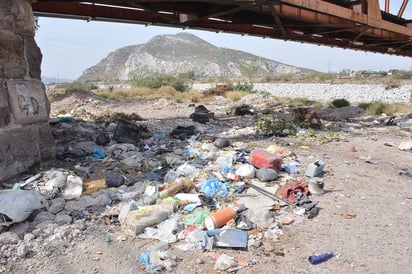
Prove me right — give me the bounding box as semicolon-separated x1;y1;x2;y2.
33;211;56;224
40;223;59;236
105;173;125;187
256;168;279;182
0;231;20;244
214;138;230;148
8;222;32;237
16;244;29;257
23;233;35;242
72;228;82;238
399;141;412;151
49;198;66;214
95;131;110;146
72;219;86;231
65;194;112;211
54;225;72;239
54;214;72;225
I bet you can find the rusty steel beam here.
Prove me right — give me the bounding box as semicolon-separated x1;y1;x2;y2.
32;2;177;24
281;0;412;36
31;0;412;57
398;0;409;17
269;3;288;38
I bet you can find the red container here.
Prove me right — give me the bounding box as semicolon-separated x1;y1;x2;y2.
249;149;282;171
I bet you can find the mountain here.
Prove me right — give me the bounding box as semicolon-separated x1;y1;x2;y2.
77;32;311;82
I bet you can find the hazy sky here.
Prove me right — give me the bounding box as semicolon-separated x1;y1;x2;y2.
35;1;412;80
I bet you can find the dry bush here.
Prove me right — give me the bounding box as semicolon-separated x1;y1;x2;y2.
390;103;412;115
94;87;154;99
186;89;204;103
157;86;178;99
224;91;249;102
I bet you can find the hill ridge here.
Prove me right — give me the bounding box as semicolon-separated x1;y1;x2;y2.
77;32;312;82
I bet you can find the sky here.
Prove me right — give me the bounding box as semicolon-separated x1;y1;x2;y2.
34;1;412;80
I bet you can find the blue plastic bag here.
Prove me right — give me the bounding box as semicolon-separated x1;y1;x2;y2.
92;147;107;159
201;179;228;198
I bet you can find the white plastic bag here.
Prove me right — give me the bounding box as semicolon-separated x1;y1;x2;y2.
0;189;48;226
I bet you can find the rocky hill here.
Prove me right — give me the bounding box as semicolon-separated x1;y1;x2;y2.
78;32;312;81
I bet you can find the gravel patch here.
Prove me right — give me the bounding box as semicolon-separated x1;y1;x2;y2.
192;83;412;103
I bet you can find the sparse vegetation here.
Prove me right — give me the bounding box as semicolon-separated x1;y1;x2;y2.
174;96;183;103
131;74;189;92
331;98;350;108
384;79;400;90
390;69;412;80
239;60;259;86
290;97;320;106
361;101;392;115
273;96;322;107
254;114;297;136
224;90;249;102
233;82;254;92
304;72;335;82
358;101;411;116
56;82;98;91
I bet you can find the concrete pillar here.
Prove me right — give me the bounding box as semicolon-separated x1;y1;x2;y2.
0;0;55;183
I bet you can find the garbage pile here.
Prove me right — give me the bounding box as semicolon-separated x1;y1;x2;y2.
2;105;412;272
0;114;331;273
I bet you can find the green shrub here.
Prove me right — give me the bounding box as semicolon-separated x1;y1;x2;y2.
291;97;318;106
234;82;254;92
56;82;98;91
365;101;392;115
97;92;119;100
358;102;370;110
254;114;297;136
331;98;350;108
134;75;189;92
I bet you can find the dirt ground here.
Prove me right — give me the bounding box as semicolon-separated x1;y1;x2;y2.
1;88;412;274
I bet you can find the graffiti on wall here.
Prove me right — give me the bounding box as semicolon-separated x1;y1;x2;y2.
16;84;39;116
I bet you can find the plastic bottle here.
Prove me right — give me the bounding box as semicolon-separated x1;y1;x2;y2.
249;149;282;171
204;206;238;230
308;252;334;264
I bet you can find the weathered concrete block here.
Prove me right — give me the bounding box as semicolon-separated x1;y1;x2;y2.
25;37;42;79
37;122;55;159
0;127;41;181
6;79;50;124
0;122;55;182
0;0;35;36
0;30;26;78
0;83;11;126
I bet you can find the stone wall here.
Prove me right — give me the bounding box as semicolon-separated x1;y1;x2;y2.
0;0;55;183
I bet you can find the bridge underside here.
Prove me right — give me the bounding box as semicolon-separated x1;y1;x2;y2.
32;0;412;57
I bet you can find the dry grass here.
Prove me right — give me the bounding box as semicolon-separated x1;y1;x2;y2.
94;87;153;99
224;90;249;102
94;86;216;104
387;103;412;115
